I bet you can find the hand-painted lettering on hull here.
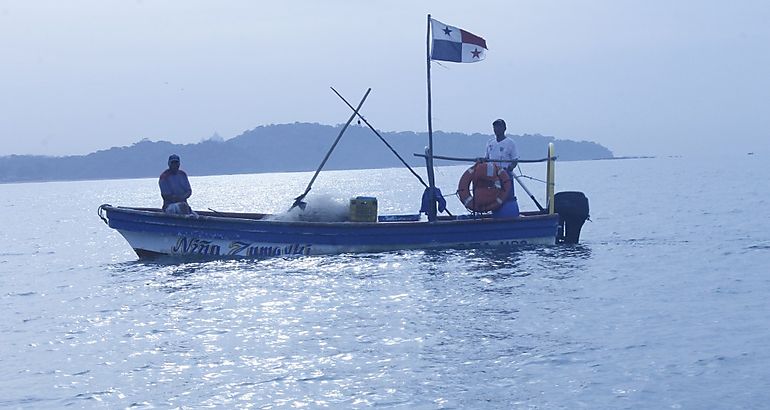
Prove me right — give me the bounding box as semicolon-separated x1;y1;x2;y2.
102;205;561;260
172;237;221;256
172;237;312;257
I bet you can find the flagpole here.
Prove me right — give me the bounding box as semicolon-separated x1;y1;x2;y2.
425;13;438;221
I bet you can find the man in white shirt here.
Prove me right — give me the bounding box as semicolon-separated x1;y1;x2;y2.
484;119;519;215
485;118;519;173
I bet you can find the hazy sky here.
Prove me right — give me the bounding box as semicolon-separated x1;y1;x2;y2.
1;0;768;157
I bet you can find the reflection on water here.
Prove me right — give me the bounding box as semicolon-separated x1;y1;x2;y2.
9;239;600;407
4;158;770;408
537;243;593;260
83;246;594;407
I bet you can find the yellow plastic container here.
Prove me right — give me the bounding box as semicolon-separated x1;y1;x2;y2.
349;196;378;222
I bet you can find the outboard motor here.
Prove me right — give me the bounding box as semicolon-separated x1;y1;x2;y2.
554;191;590;244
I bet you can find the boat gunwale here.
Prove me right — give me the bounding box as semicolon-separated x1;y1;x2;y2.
101;204;558;229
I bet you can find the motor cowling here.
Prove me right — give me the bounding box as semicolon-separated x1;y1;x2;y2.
554;191;589;244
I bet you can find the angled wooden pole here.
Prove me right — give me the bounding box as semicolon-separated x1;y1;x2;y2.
290;88;371;211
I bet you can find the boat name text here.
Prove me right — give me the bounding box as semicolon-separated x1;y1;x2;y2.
172;237;312;257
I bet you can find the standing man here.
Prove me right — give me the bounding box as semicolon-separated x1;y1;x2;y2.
159;154;192;213
486;118;519;175
485;118;519;215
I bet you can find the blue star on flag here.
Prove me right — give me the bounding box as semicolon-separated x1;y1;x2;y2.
430;18;487;63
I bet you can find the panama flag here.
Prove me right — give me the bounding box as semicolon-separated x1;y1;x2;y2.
430;18;487;63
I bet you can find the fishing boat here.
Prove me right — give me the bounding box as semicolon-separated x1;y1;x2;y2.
97;140;589;259
97;204;564;259
98;194;586;260
97;15;590;260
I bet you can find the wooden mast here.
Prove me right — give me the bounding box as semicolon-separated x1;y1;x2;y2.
425;14;438;221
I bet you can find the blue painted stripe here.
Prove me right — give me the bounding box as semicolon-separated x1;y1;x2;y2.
431;40;462;62
104;207;558;247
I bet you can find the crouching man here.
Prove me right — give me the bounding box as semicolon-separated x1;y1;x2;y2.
159;154;193;214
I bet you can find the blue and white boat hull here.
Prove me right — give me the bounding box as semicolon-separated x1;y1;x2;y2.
99;205;560;259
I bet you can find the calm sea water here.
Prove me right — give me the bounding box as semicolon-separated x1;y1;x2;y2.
1;155;769;408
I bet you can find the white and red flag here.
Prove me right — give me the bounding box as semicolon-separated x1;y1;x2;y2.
430;18;487;63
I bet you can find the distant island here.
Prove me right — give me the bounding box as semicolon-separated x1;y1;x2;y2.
0;122;613;183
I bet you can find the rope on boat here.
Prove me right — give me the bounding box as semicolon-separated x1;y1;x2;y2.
331;87;454;217
415;154;554;212
331;87;429;189
515;172;548;184
415;153;557;164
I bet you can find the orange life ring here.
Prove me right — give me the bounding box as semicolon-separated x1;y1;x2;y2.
457;162;512;212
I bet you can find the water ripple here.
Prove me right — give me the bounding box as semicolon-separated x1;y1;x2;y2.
3;160;770;407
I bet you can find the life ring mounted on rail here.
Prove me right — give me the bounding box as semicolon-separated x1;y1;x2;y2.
457;162;512;212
